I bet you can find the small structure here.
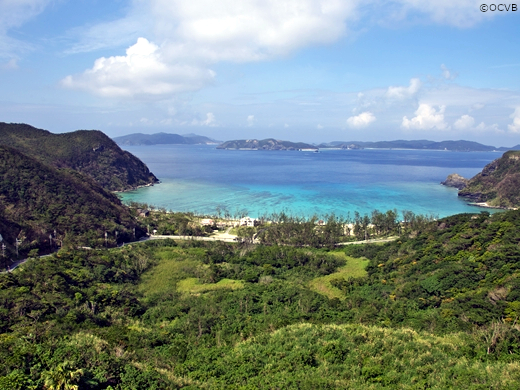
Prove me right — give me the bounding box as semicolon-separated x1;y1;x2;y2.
240;217;260;227
137;209;150;217
201;218;215;226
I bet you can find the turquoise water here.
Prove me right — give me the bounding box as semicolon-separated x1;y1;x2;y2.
120;145;500;218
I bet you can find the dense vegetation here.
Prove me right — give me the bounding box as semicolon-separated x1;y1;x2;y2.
459;150;520;208
0;122;158;191
318;139;511;151
0;145;141;264
2;209;520;388
217;138;317;150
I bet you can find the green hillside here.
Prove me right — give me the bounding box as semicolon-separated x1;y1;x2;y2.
0;145;140;261
217;138;317;150
459;150;520;208
0;122;158;191
2;209;520;388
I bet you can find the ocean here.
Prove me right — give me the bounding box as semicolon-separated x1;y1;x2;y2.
119;144;501;219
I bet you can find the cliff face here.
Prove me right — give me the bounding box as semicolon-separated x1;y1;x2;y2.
441;174;468;190
458;151;520;208
0;123;158;191
217;138;317;150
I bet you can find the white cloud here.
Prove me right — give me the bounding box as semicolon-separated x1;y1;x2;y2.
402;104;448;130
0;0;51;32
61;38;216;98
441;64;457;80
317;124;323;129
1;58;17;69
386;78;421;99
453;114;475;129
0;0;52;58
151;0;359;63
192;112;217;126
59;0;504;100
473;122;502;133
508;107;520;133
388;0;493;28
64;15;148;55
247;114;255;127
62;1;360;99
347;111;376;128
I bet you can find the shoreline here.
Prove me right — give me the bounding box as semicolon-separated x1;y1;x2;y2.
114;181;160;194
467;202;517;211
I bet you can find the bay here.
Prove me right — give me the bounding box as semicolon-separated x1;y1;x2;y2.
119;144;500;219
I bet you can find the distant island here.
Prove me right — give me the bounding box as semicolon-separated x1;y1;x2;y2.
318;139;520;152
216;138;520;152
113;132;220;146
217;138;318;151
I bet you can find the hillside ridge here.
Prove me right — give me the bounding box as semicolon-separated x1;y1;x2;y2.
0;122;158;191
0;144;140;260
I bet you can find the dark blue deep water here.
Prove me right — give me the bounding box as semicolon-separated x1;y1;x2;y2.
120;145;500;218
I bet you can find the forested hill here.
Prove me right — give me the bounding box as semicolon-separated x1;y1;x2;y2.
217;138;317;150
459;150;520;208
319;139;505;151
0;123;158;191
0;145;140;260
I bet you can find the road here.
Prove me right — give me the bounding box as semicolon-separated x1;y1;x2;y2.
1;233;397;273
336;236;398;246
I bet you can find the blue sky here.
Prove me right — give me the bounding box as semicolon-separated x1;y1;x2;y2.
0;0;519;146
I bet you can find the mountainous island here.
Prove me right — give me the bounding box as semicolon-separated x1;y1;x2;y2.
216;137;519;152
319;139;519;152
113;132;219;146
217;138;318;150
0;123;158;192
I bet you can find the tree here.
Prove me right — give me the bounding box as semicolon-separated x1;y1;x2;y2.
41;361;84;390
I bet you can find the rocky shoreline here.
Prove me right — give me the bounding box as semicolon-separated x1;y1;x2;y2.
440;173;468;190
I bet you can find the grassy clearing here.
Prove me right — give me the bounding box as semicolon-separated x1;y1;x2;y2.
309;252;369;300
138;247;205;297
177;277;244;294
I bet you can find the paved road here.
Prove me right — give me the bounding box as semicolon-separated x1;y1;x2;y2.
150;234;240;243
1;234;397;273
1;254;53;273
336;236;398;246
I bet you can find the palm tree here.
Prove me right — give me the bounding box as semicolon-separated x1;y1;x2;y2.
42;361;84;390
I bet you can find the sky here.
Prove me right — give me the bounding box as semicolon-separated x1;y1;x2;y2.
0;0;519;146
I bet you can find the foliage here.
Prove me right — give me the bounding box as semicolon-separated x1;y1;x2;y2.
0;122;158;191
460;150;520;208
0;145;142;264
2;209;520;387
